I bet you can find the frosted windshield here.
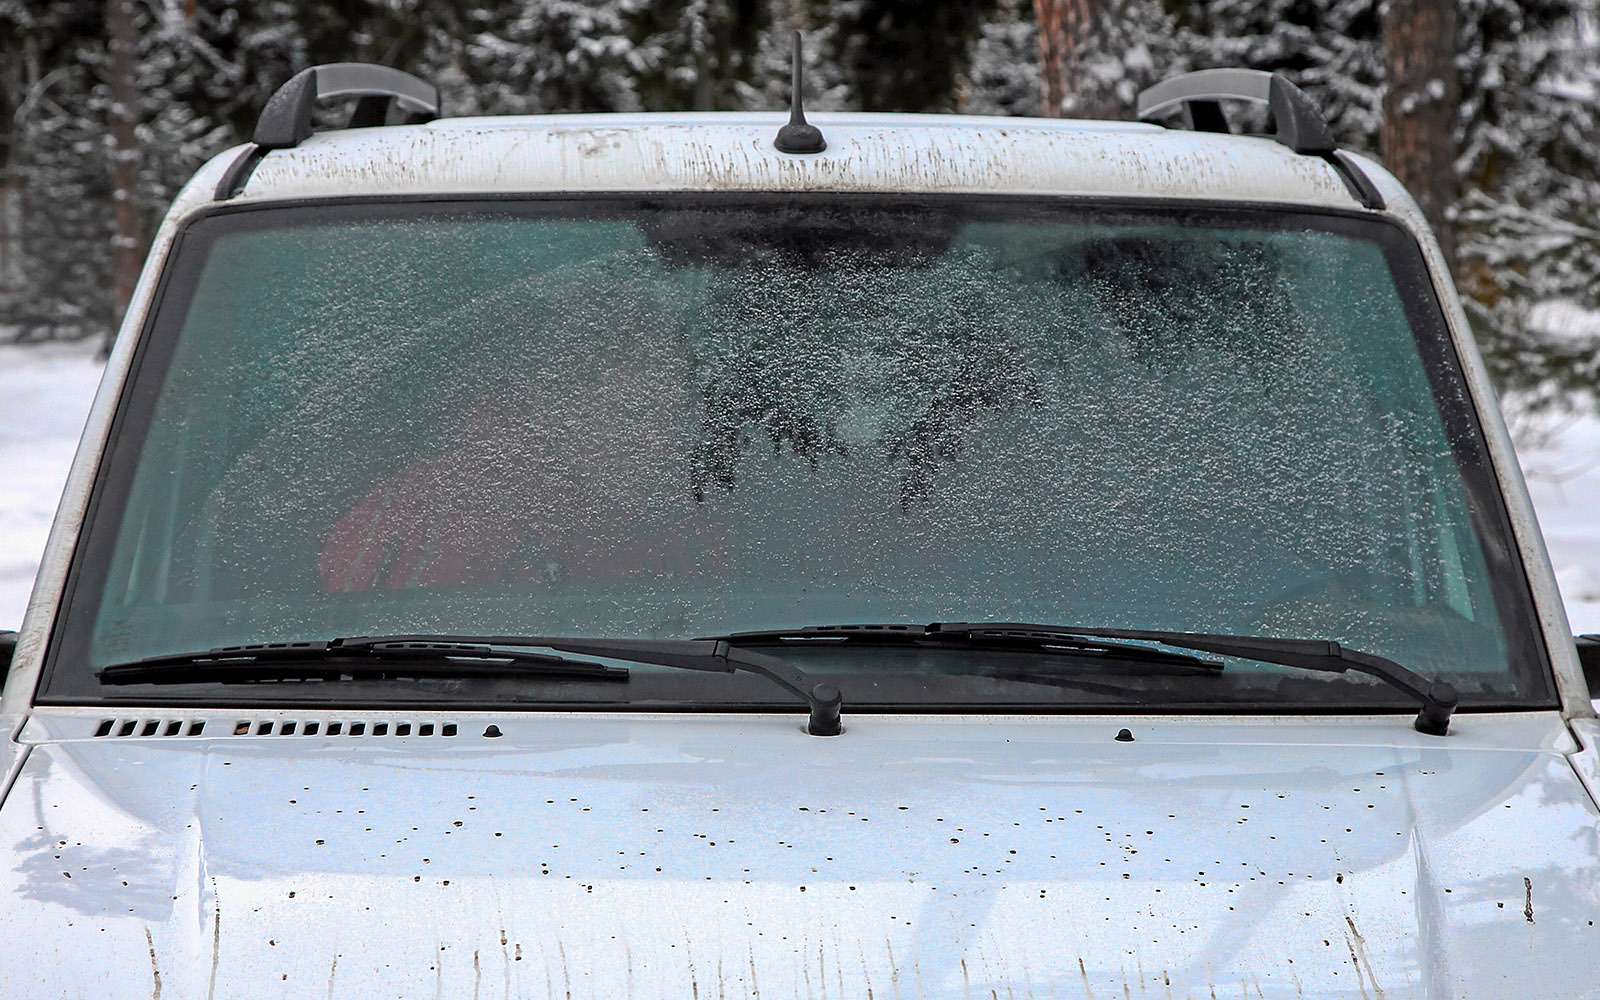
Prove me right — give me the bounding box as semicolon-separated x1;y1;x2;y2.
48;198;1549;707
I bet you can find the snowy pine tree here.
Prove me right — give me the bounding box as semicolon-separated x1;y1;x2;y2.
0;0;1593;410
802;0;998;111
1033;0;1179;118
434;2;645;115
1455;0;1600;404
2;0;112;340
960;0;1041;116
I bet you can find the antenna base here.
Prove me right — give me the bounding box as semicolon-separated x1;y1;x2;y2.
774;121;826;155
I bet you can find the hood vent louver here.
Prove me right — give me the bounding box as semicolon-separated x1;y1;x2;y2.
230;719;458;738
94;718;206;738
90;718;464;739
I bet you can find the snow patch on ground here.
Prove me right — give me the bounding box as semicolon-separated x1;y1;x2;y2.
0;342;101;626
0;343;1595;638
1517;408;1600;633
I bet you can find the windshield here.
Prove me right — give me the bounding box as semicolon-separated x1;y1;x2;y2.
41;195;1552;710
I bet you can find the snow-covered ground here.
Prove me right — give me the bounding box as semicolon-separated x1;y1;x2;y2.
0;341;101;628
1516;408;1600;632
0;341;1595;633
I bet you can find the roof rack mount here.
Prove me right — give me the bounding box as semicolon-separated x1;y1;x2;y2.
1135;68;1383;209
216;62;442;201
253;63;441;151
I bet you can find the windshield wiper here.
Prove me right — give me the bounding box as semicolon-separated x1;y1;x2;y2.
473;636;843;736
98;635;844;737
707;621;1458;735
96;639;632;685
705;623;1225;671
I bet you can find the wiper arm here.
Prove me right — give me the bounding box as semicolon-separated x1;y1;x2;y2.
1002;624;1457;735
101;635;844;737
484;636;843;737
96;639;631;686
711;622;1458;735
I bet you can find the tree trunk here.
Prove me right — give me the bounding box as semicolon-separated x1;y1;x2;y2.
1034;0;1115;119
1381;0;1460;275
106;0;142;343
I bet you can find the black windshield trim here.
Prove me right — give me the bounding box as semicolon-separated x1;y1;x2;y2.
35;192;1556;710
51;694;1542;719
164;190;1408;224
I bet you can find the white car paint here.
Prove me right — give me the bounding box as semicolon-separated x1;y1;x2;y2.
1;711;1594;999
2;110;1595;999
238;112;1361;206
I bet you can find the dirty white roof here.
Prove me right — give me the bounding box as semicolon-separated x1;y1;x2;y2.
223;111;1365;209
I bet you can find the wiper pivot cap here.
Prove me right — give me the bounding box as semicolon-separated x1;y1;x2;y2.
1413;680;1459;736
808;682;843;736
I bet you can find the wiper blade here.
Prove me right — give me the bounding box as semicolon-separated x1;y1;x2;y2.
712;621;1458;735
708;623;1225;672
100;635;845;737
96;639;630;686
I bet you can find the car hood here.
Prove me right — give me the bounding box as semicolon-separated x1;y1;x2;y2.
1;711;1596;999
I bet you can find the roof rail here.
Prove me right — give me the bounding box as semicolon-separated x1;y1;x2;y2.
216;63;440;201
253;63;440;150
1136;68;1382;208
1137;69;1333;154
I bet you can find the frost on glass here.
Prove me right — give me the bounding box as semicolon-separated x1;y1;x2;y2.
91;204;1510;696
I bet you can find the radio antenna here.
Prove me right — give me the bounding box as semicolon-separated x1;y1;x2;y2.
774;31;826;154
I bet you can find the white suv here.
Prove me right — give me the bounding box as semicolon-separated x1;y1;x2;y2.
3;56;1598;999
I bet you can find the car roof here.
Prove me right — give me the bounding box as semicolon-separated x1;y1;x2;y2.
218;111;1366;210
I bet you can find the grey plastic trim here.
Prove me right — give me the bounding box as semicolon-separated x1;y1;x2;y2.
1327;150;1386;210
213;144;265;200
1137;68;1274;119
1137;68;1337;156
252;63;439;150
